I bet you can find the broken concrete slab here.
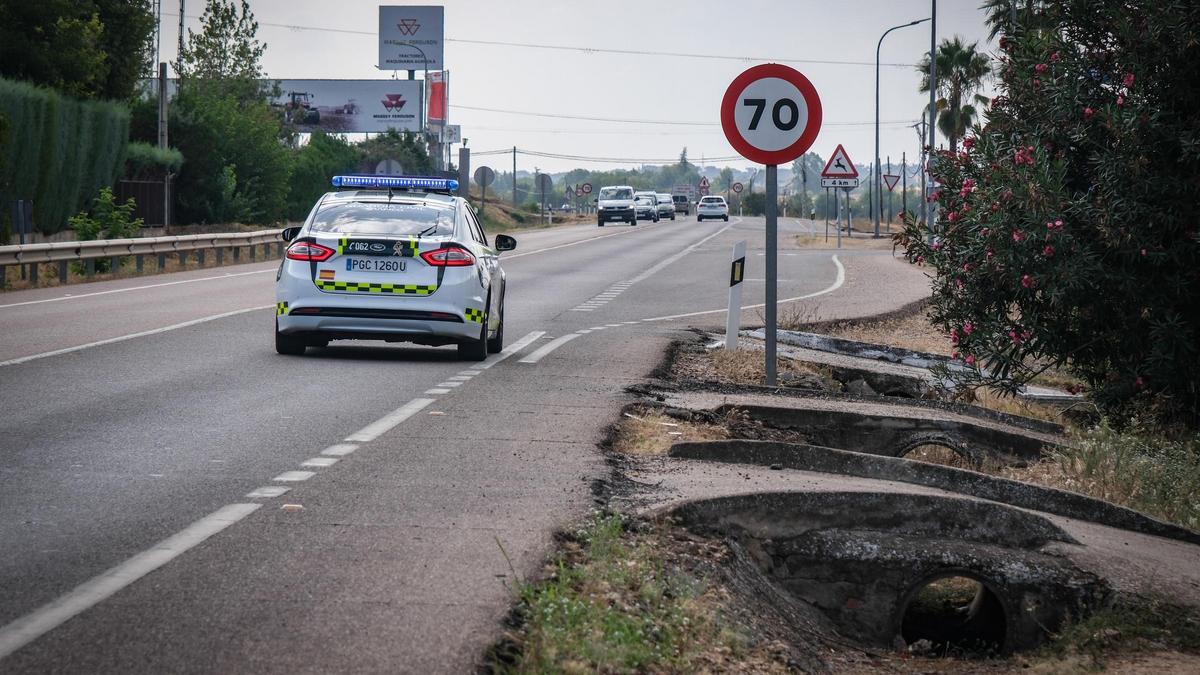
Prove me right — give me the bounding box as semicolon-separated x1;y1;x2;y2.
669;439;1200;546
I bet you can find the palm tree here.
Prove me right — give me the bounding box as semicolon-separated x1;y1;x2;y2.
917;36;992;153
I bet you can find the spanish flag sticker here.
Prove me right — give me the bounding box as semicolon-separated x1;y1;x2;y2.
319;269;335;281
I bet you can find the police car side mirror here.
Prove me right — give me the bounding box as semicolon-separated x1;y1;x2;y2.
494;234;517;252
281;226;302;242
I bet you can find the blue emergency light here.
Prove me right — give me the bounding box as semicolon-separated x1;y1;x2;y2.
331;175;459;192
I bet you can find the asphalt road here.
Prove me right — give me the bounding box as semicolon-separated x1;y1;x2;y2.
0;215;929;673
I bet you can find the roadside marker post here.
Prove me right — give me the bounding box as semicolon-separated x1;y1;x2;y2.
726;240;747;350
721;63;822;387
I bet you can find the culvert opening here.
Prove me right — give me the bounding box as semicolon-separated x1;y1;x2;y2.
900;574;1006;657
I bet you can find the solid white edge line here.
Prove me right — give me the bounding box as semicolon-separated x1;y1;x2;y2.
640;254;846;322
0;268;275;310
518;333;581;364
0;503;261;661
344;398;436;443
476;330;545;370
0;305;272;367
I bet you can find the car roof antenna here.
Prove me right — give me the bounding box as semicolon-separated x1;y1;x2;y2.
388;187;394;200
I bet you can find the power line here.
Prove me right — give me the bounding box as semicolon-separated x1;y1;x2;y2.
161;12;918;69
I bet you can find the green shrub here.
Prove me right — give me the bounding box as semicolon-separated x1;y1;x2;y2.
285;132;357;221
123;141;183;180
895;2;1200;427
68;186;143;272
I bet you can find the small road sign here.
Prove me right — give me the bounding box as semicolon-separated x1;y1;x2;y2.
721;63;823;166
473;166;495;187
698;176;710;190
820;144;858;178
821;177;860;188
536;173;553;191
732;182;744;194
883;174;900;191
581;182;592;195
575;187;583;196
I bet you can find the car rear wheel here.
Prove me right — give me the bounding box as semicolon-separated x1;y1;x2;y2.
275;320;306;356
723;215;729;221
458;310;489;361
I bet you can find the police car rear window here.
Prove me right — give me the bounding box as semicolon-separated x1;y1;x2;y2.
310;202;455;237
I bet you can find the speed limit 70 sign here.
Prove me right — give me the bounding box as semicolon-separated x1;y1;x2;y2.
721;63;822;166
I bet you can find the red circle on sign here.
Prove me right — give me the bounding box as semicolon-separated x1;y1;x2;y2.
732;182;743;193
581;183;592;194
721;63;822;166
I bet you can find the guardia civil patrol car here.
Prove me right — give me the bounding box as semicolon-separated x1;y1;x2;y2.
274;175;515;360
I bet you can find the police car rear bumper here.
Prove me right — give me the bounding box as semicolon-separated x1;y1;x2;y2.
278;312;481;342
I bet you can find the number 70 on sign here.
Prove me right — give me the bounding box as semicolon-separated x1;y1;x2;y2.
721;64;823;166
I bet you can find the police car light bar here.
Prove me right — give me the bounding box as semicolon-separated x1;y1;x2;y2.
331;175;459;192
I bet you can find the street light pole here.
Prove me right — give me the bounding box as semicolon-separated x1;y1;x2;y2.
875;17;930;238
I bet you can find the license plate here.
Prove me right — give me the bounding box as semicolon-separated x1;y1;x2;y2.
346;258;406;273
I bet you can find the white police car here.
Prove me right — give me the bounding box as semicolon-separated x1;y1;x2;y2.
275;175;515;360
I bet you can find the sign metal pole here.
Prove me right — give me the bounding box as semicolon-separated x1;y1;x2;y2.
765;164;778;386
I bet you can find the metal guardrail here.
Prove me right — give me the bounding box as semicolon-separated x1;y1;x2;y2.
0;229;284;287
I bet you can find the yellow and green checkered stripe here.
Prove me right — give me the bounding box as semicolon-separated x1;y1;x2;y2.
276;301;289;316
336;237;419;257
315;280;437;295
464;308;485;324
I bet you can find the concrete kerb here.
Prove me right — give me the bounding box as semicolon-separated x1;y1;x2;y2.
669;439;1200;546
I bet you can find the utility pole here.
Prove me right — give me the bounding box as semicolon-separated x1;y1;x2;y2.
158;62;169;229
177;0;185;65
886;155;892;231
901;151;907;229
512;146;517;206
927;0;938;234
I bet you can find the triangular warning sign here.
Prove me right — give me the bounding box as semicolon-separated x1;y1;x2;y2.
820;144;859;178
883;174;900;191
698;176;710;188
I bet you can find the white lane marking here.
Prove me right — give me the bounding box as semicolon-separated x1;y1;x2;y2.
344;398;435;443
622;321;639;325
0;268;275;310
625;223;732;285
0;503;260;660
503;221;665;261
424;388;452;395
321;443;358;457
447;375;473;381
577;329;592;334
0;305;272;367
476;330;545;370
301;457;338;468
518;333;581;364
590;326;607;331
457;370;483;376
570;308;595;312
641;254;846;322
246;486;290;499
605;323;623;328
437;381;462;388
273;470;315;482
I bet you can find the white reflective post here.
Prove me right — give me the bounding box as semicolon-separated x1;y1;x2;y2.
726;240;747;350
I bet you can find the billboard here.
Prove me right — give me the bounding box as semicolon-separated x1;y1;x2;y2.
379;5;445;71
427;70;447;124
272;80;423;133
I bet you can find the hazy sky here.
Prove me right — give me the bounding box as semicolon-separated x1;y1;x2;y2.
160;0;996;172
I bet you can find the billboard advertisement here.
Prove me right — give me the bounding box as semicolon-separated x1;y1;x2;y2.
427;70;447;124
379;5;445;71
272;80;423;133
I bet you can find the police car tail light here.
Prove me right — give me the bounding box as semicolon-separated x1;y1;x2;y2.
420;246;475;267
285;241;335;262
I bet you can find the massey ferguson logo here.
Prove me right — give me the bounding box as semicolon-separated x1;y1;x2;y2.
381;94;406;112
396;19;421;36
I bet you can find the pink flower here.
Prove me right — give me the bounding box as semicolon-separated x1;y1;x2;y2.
1117;95;1125;107
947;211;958;223
1012;229;1025;242
963;322;975;335
1021;274;1036;289
1135;376;1145;390
1123;72;1135;88
932;241;943;251
1033;78;1041;89
1001;189;1014;201
916;255;925;266
986;248;994;260
1008;330;1021;344
1043;245;1055;257
981;227;991;237
955;277;964;290
990;202;1000;213
1050;51;1060;62
929;190;943;202
1084;107;1095;120
965;354;976;366
963;137;976;150
952;350;960;359
950;328;959;341
962;263;972;272
1141;248;1147;256
1055;219;1063;228
1035;63;1048;74
1021;329;1033;341
962;178;975;189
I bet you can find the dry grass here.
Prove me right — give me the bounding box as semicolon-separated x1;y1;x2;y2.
822;310;953;356
968;388;1064;424
904;444;977;471
709;347;829;388
611;409;728;457
792;232;895;249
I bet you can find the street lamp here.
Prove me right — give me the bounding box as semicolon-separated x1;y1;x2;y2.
874;17;930;238
376;42;429;151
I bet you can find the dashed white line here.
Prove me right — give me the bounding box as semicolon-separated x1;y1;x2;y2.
321;443;358;456
0;503;261;660
0;305;272;367
301;457;339;468
447;375;473;381
437;381;462;388
476;330;545;370
590;326;607;331
344;398;436;443
518;333;581;364
273;470;315;482
425;388;452;395
246;486;290;499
